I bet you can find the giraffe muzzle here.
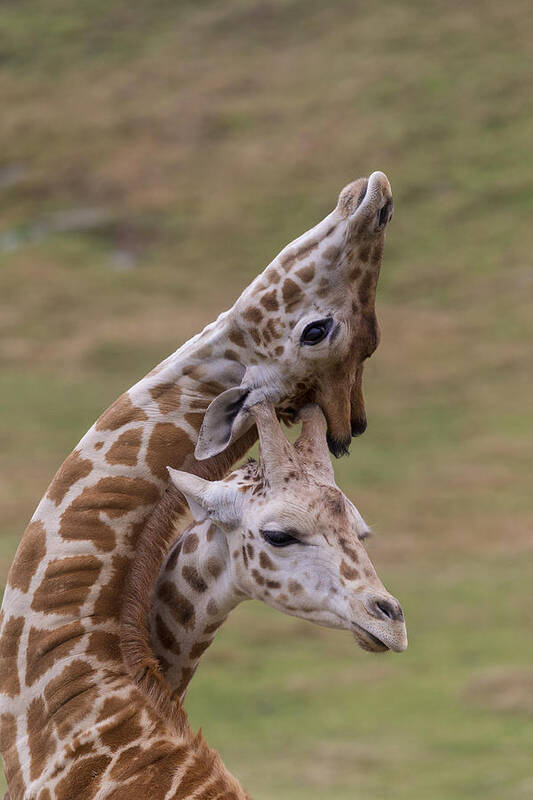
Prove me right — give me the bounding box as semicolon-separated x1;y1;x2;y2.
351;592;408;653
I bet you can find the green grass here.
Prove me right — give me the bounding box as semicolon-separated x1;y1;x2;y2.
1;0;532;796
187;557;533;799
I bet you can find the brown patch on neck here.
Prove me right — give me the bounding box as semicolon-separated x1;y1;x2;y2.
25;622;85;686
149;382;183;414
105;427;143;466
59;477;160;552
145;423;194;481
228;327;246;348
0;616;23;697
47;450;93;506
0;713;24;798
7;520;46;593
27;696;57;781
95;394;148;432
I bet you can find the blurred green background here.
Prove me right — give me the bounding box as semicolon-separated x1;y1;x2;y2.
1;1;532;797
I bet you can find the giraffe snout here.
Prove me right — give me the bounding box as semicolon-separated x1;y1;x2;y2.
364;594;404;623
351;590;407;653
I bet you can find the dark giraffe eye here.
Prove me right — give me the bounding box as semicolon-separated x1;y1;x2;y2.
262;530;300;547
300;318;333;346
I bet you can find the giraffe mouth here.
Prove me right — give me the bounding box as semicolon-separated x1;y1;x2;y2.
352;622;389;653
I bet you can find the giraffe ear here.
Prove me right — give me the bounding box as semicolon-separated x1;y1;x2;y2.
167;467;243;529
194;386;253;460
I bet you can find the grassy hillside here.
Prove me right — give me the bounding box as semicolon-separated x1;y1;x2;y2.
1;1;532;797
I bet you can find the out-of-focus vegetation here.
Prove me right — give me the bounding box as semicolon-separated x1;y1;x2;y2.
1;1;532;797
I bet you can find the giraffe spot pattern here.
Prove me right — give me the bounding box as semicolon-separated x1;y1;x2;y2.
55;753;112;800
26;621;85;686
149;382;183;414
27;696;57;781
93;554;132;620
87;629;121;663
252;569;265;586
206;557;223;579
99;704;143;750
181;565;208;593
60;476;159;552
296;263;316;283
242;306;263;324
260;289;279;312
340;560;360;581
31;555;103;616
182;533;199;554
7;519;46;593
95;394;148;431
110;740;185;782
228;328;246;348
171;745;219;800
105;427;143;466
203;620;222;635
282;278;303;311
184;411;205;432
339;538;360;562
155;613;181;656
0;713;25;799
189;640;211;660
44;659;96;739
259;552;276;570
158;581;195;629
47;450;93;506
146;422;193;481
0;617;24;697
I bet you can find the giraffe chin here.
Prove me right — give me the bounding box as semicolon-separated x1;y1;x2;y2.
352;623;389;653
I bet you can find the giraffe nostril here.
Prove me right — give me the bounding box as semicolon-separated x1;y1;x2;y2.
378;199;393;228
376;599;395;620
368;596;404;623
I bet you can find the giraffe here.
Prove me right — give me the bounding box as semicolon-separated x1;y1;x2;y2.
0;171;394;798
140;403;407;706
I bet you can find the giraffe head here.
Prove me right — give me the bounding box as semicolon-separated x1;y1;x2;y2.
171;402;407;654
196;171;393;460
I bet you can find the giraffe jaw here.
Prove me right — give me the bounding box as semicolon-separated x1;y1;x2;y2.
351;622;390;653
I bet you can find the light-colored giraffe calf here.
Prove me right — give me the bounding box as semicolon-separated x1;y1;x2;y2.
139;404;407;709
0;172;394;799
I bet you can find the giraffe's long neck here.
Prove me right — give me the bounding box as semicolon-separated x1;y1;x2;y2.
0;312;256;799
150;519;243;698
5;310;241;634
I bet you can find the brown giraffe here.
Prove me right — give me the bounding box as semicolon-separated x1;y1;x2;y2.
140;403;407;706
0;172;394;798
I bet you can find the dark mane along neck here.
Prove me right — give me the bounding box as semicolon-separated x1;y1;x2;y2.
120;428;257;733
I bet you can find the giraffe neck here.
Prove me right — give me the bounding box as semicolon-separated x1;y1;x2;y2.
17;309;243;615
150;519;243;698
0;311;257;798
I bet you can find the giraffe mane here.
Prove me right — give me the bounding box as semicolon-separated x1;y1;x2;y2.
120;484;192;738
120;428;257;738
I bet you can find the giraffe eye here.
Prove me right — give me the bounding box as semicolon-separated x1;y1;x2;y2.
262;530;300;547
300;318;333;346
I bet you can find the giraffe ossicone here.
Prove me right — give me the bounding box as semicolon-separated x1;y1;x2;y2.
143;402;407;701
0;171;394;799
